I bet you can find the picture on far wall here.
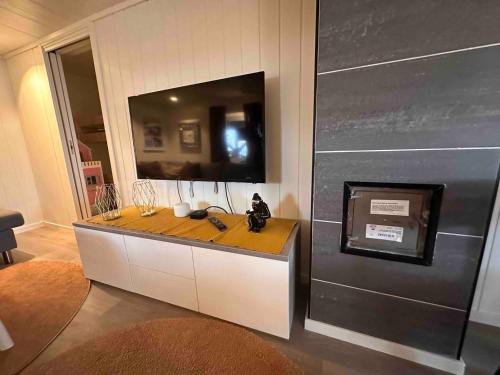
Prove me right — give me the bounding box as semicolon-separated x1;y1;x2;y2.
179;121;201;152
143;123;164;152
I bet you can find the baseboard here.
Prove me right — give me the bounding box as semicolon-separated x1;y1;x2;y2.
470;309;500;328
304;318;465;375
43;221;73;230
13;221;44;234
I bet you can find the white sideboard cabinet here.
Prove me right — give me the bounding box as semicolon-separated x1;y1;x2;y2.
74;222;298;339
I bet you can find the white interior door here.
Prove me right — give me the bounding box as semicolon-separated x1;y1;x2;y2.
47;51;91;219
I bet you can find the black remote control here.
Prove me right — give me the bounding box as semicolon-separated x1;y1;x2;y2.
208;216;227;231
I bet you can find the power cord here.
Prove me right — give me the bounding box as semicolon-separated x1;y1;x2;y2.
176;179;182;203
204;205;229;214
224;182;234;214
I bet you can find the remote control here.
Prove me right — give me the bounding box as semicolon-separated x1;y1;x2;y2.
208;216;227;231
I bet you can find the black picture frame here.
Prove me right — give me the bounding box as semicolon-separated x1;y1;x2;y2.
340;181;444;266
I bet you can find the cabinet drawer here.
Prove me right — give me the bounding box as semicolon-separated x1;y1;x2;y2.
124;235;194;279
130;265;198;311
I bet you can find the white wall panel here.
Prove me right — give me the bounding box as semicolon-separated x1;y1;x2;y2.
90;0;300;218
0;60;42;225
5;48;76;226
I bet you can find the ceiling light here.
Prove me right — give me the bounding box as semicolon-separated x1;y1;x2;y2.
169;96;179;102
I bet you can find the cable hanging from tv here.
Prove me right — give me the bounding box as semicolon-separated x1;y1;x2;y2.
224;182;234;214
176;179;182;203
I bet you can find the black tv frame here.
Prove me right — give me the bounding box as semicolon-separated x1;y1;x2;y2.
128;71;266;183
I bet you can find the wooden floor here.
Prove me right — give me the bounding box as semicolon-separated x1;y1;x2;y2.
5;225;500;375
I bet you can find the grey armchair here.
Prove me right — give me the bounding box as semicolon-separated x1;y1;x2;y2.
0;209;24;264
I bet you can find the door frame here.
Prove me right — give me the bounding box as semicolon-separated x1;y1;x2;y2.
42;26;119;219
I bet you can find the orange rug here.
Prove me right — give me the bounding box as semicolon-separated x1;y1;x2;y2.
28;318;302;375
0;261;90;375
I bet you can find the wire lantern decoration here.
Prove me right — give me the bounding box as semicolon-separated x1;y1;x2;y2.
95;183;122;220
132;179;158;216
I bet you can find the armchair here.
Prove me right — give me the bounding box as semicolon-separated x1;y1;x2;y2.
0;209;24;264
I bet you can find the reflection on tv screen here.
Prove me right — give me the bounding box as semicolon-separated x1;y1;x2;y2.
128;72;265;183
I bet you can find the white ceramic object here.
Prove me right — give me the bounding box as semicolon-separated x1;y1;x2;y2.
174;202;191;217
0;319;14;351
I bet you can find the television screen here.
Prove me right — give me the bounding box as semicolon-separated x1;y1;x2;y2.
128;72;265;183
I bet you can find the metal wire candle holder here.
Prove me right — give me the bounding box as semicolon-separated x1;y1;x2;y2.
95;183;122;220
132;179;158;216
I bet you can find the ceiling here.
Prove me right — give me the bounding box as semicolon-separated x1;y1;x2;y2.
0;0;126;55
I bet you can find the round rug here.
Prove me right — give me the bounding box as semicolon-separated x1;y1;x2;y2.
0;261;89;375
29;318;302;375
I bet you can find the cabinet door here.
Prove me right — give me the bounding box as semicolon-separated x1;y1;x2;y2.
192;246;291;338
130;265;198;311
74;227;132;291
124;236;194;279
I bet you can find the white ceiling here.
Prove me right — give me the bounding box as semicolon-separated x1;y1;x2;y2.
0;0;126;55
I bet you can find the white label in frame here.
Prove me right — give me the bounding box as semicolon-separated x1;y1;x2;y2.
366;224;404;243
370;199;410;216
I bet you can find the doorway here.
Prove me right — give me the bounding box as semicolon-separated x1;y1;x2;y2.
47;38;114;219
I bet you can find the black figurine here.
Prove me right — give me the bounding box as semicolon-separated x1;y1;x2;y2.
246;193;271;232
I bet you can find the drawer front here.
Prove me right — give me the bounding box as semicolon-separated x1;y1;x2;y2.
74;227;132;291
124;235;194;279
130;265;198;311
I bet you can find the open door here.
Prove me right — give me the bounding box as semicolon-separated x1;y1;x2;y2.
47;38;114;219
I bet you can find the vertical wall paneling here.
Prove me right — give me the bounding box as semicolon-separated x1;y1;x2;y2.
0;60;42;225
89;0;300;216
88;21;121;205
241;0;260;73
205;0;226;80
6;48;77;226
222;0;243;77
279;0;301;219
298;0;316;281
259;0;281;217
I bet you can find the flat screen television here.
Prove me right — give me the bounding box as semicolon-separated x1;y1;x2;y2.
128;72;265;183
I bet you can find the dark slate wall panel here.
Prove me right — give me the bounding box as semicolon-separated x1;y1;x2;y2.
311;221;483;310
316;47;500;151
318;0;500;72
310;279;467;357
313;149;500;236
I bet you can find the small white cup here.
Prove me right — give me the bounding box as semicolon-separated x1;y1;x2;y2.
174;202;191;217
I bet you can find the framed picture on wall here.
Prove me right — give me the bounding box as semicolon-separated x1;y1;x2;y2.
179;121;201;152
143;123;164;152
